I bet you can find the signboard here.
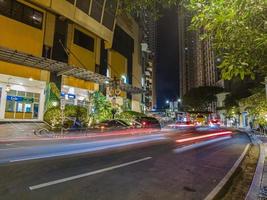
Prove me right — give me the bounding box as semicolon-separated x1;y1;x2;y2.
7;95;34;103
61;92;76;99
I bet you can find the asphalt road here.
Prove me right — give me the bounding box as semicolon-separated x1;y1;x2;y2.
0;131;250;200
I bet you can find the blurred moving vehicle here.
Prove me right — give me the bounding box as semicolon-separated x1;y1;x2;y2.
195;115;206;126
208;119;221;128
135;117;161;129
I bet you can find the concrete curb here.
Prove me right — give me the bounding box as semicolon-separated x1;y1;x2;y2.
245;143;265;200
235;129;265;200
204;143;250;200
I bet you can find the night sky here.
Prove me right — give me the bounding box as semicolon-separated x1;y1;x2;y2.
156;8;179;109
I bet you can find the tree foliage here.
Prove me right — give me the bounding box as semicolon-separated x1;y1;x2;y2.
91;92;113;123
119;0;179;17
240;90;267;125
183;86;223;111
187;0;267;80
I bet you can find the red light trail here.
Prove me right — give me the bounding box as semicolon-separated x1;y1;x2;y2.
176;131;232;143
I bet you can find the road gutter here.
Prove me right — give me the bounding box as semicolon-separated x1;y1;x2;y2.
204;143;250;200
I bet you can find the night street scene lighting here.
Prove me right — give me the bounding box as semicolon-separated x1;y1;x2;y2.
0;0;266;200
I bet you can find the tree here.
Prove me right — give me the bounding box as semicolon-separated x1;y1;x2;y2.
90;92;113;123
186;0;267;80
119;0;179;17
183;86;223;111
240;90;267;126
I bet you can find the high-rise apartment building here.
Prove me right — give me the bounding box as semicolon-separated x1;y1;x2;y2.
135;10;157;111
178;7;219;97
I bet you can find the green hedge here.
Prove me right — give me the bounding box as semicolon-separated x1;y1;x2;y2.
116;111;146;124
44;105;88;129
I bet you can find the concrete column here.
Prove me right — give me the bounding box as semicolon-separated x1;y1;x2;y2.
0;85;7;120
38;88;45;121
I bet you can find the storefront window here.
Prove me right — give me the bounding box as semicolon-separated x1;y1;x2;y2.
7;90;16;96
16;102;23;112
17;91;25;97
6;101;15;112
33;104;39;118
5;90;40;119
24;104;32;112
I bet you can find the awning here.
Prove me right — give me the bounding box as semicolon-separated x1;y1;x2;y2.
0;46;144;94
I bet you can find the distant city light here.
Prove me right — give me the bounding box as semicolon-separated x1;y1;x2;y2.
166;100;170;104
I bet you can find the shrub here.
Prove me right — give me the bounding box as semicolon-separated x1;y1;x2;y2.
44;105;89;129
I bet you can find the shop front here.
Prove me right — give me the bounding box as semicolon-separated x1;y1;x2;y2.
61;85;93;107
0;75;46;121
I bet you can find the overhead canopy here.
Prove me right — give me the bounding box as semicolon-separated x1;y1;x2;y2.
0;46;144;94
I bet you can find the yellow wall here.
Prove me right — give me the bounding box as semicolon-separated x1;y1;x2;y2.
44;12;56;47
109;50;128;97
0;4;45;57
117;14;143;111
27;0;114;46
109;51;127;79
68;25;97;72
63;76;98;91
0;61;50;82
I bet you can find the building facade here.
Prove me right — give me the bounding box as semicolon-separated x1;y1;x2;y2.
0;0;143;121
136;10;157;111
178;7;219;95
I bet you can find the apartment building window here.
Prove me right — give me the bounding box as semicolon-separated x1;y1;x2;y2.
102;0;117;30
76;0;90;14
74;29;94;52
90;0;104;22
66;0;75;4
0;0;43;29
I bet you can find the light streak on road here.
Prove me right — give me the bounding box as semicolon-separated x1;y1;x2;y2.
176;131;232;143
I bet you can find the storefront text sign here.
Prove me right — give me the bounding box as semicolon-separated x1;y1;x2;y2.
7;95;34;103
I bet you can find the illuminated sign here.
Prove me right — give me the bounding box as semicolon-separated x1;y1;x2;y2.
7;95;34;103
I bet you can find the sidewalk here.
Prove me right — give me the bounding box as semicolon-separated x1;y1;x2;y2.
258;137;267;199
244;129;267;200
0;122;43;140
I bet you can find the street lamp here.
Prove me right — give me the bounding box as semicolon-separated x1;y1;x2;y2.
166;100;170;104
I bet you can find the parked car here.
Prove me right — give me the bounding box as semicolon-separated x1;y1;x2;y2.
135;117;161;129
94;119;130;130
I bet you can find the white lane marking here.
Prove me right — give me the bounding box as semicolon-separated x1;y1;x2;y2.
173;136;231;154
9;137;166;163
0;147;28;151
29;156;152;190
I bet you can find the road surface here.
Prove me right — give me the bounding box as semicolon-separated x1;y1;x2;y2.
0;129;250;200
